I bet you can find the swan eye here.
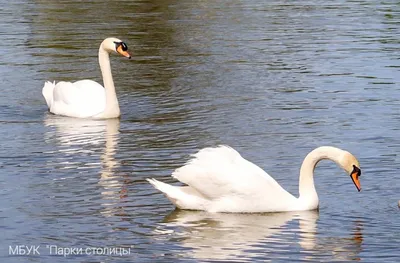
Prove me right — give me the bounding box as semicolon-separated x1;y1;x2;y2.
114;41;128;51
120;42;128;51
352;165;361;178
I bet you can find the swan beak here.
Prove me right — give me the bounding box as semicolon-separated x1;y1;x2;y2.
116;45;131;59
350;165;361;192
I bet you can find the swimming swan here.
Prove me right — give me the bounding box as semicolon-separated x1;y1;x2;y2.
147;145;361;213
42;37;131;119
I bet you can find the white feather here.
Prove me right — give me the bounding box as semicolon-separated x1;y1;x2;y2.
44;80;106;118
149;145;298;213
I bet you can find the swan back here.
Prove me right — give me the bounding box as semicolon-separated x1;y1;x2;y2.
171;145;298;212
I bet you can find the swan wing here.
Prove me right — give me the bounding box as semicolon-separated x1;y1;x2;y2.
48;80;106;118
172;145;297;211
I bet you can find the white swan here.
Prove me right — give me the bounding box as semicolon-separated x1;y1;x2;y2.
42;37;131;119
147;145;362;213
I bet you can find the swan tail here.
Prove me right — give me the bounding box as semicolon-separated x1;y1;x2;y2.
147;178;183;206
42;81;56;109
147;178;207;210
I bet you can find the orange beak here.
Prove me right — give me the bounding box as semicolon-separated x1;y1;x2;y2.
350;165;361;192
116;45;131;59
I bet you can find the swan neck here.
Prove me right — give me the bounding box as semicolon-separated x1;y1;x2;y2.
298;146;343;204
99;46;120;118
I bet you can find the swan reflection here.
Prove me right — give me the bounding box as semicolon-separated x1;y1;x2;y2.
44;116;120;153
315;220;364;262
44;116;123;216
155;210;364;261
156;210;319;261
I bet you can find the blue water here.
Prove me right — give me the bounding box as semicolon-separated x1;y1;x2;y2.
0;0;399;262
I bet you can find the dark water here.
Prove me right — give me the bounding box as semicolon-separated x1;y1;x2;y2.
1;0;399;262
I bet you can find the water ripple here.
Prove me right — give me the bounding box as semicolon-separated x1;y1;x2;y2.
0;0;399;262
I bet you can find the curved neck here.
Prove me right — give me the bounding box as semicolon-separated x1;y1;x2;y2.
298;146;344;206
98;46;120;118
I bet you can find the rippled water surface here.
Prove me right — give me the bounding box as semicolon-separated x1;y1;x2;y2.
1;0;399;262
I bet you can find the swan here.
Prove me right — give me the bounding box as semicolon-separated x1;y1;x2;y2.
147;145;362;213
42;37;131;119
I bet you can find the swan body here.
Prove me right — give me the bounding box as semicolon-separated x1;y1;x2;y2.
147;145;362;213
42;37;131;119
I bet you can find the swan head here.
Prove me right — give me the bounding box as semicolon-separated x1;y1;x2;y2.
340;151;361;192
101;37;131;59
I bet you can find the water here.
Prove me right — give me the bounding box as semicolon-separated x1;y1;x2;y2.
0;0;399;262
